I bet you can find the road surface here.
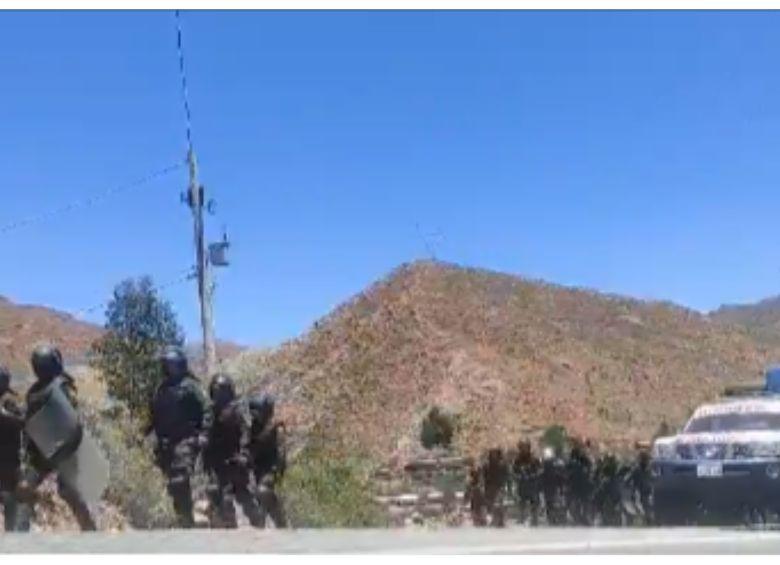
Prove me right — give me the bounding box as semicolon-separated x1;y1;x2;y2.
4;527;780;553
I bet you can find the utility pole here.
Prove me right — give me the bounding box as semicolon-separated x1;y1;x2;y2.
186;148;217;377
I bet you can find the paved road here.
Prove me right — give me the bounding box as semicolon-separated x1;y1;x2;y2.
4;527;780;553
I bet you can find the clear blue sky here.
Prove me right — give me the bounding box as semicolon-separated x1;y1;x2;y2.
2;11;780;346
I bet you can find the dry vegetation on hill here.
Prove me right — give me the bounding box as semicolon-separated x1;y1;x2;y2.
8;260;780;528
0;296;102;375
233;260;780;466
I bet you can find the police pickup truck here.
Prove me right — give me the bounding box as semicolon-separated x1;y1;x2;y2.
651;368;780;525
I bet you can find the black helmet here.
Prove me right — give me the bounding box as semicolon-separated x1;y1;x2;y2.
0;365;10;395
209;373;236;407
31;344;64;381
248;393;275;428
160;346;188;379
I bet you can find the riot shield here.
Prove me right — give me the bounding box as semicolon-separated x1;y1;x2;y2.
58;429;109;506
25;379;109;506
25;381;80;462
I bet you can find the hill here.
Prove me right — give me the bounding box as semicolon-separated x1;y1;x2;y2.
0;295;103;376
233;260;780;465
711;296;780;346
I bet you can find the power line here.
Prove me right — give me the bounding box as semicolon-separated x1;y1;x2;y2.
175;10;194;153
0;162;183;237
73;267;197;320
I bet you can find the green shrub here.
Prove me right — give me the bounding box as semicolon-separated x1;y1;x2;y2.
278;445;387;528
420;406;456;449
654;420;673;439
90;276;185;426
540;424;569;456
82;403;176;529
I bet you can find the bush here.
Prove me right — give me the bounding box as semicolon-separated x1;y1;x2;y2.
90;276;184;425
278;445;387;528
82;403;176;529
420;406;456;449
540;424;569;456
654;420;673;439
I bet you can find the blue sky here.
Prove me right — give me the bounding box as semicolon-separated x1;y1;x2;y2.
2;11;780;346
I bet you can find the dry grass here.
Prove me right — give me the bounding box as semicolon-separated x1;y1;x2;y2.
234;260;780;465
0;296;102;375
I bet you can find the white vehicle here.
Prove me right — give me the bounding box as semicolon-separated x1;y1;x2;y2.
651;391;780;525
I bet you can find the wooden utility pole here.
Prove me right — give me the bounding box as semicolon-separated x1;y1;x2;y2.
187;148;217;377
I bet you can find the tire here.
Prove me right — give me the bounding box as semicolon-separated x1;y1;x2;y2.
653;494;689;526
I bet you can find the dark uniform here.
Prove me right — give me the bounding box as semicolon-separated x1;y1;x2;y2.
593;454;623;526
626;449;652;525
511;440;542;526
203;374;264;528
247;394;287;528
541;447;567;525
148;346;210;528
566;440;594;526
0;366;28;531
464;465;487;527
20;346;97;531
482;448;508;527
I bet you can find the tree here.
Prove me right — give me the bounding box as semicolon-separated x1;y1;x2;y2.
540;424;569;457
90;277;184;423
653;420;673;439
420;406;456;450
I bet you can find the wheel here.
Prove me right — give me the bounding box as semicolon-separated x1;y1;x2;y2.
653;494;690;526
741;506;767;529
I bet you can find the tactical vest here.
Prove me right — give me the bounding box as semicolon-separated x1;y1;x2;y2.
151;376;205;445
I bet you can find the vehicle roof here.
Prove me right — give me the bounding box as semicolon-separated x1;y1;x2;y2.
692;396;780;419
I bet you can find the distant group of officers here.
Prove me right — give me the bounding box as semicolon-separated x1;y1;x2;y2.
466;438;652;527
0;344;287;531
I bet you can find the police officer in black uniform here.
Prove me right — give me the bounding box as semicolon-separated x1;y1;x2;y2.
465;464;487;527
566;438;594;526
247;394;287;528
148;346;210;528
631;448;654;524
0;365;28;531
204;374;264;528
627;447;652;525
482;448;509;527
593;453;623;526
511;439;542;526
20;345;97;531
541;446;567;525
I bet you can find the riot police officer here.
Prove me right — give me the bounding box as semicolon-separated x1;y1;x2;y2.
541;446;566;525
511;439;542;526
247;394;287;528
627;447;652;525
20;345;97;531
148;346;210;528
0;366;28;531
464;464;487;527
566;439;594;525
482;448;509;527
593;453;623;526
204;374;264;528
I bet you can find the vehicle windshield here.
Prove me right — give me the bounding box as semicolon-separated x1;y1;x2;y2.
685;412;780;433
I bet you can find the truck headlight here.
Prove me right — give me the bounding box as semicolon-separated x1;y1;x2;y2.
749;442;780;459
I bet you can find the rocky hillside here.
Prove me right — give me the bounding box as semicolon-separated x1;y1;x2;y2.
711;296;780;347
0;295;103;376
233;260;780;466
